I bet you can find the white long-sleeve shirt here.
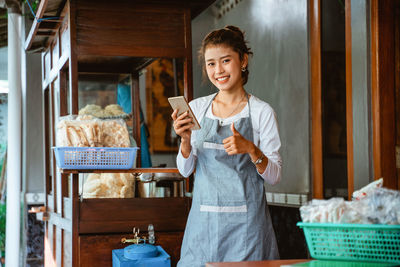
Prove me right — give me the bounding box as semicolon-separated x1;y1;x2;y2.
176;93;282;185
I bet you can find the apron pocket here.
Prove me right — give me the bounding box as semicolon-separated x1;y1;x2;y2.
211;203;248;261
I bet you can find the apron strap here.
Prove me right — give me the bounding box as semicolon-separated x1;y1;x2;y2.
204;91;252;122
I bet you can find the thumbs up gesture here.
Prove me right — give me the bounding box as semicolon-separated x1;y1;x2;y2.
222;123;252;155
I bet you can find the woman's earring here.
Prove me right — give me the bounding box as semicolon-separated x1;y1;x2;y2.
241;66;246;72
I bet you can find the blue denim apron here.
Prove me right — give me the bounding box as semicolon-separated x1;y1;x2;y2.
178;95;279;267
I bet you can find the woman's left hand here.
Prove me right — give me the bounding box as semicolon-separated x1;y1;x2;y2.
222;123;254;155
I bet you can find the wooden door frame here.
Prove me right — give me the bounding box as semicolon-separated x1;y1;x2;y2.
309;0;355;199
311;0;399;197
344;0;354;199
309;0;324;199
370;0;398;189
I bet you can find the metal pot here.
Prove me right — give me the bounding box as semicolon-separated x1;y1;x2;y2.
137;181;172;198
153;172;185;181
137;173;185;198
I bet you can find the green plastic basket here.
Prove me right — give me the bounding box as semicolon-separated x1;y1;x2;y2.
297;222;400;264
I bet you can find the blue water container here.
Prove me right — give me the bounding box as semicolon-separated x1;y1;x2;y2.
112;244;171;267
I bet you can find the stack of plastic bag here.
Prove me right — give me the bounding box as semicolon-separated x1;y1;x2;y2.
300;178;400;224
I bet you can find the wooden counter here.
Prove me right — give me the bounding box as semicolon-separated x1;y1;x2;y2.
206;259;309;267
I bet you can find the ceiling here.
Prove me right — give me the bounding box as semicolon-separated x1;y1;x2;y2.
0;0;215;52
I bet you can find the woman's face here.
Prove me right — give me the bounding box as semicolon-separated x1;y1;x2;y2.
204;45;247;93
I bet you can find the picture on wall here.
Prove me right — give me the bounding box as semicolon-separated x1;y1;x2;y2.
145;58;184;153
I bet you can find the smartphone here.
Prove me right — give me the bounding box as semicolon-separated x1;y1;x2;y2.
168;96;201;130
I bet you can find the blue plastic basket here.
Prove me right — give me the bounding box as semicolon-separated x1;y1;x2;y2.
297;222;400;264
53;147;139;169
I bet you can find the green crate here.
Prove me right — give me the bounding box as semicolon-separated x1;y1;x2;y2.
297;222;400;264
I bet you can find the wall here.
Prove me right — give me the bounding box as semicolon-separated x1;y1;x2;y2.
351;0;373;190
192;0;311;200
0;47;7;80
21;14;45;200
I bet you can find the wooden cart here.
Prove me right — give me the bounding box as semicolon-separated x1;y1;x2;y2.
25;0;215;265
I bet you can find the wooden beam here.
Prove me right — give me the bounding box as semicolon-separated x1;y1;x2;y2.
370;0;397;189
310;0;323;199
36;31;56;36
25;0;49;51
61;168;181;174
345;0;354;200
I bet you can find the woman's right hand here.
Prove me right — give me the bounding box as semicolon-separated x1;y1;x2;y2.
172;110;193;157
171;109;194;141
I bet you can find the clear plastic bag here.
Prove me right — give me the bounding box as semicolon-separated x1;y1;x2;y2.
56;115;130;147
300;179;400;225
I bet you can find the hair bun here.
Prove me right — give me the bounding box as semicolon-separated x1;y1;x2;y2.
224;25;244;40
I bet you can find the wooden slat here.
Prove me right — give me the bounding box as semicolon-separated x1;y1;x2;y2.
72;173;80;266
25;0;49;51
45;223;56;266
395;0;400;190
184;8;193;102
310;0;323;199
36;31;56;36
63;197;71;220
63;230;72;266
370;0;397;188
61;168;181;174
44;88;51;196
79;197;190;234
48;194;54;211
46;211;72;232
68;0;79;115
132;72;141;166
56;227;62;265
75;0;187;57
50;83;57;213
24;0;216;53
345;0;354;200
77;57;154;74
37;21;59;30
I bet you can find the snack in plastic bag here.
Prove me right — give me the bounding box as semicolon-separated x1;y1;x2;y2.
358;187;400;224
352;178;383;200
300;179;400;225
56;115;130;147
79;104;104;118
102;119;130;147
300;198;348;223
79;104;127;118
83;173;135;198
104;104;126;116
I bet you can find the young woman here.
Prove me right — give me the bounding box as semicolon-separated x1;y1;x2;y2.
172;25;281;266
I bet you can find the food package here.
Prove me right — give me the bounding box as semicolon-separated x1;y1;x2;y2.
56;115;130;147
57;116;90;147
78;104;105;118
300;179;400;225
82;173;135;198
104;104;126;116
102;120;130;147
299;198;352;223
79;104;127;118
352;177;383;200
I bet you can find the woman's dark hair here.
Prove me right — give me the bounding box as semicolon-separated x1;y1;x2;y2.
198;25;253;85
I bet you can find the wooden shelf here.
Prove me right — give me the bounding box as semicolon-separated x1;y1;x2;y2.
61;168;182;174
79;197;191;234
32;0;212;264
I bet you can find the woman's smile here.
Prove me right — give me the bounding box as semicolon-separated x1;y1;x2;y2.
216;75;230;83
